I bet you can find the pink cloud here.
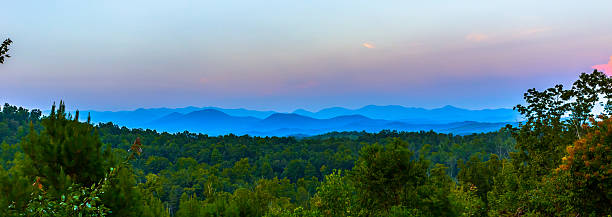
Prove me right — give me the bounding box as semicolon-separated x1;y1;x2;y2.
465;33;489;42
362;42;376;49
592;56;612;76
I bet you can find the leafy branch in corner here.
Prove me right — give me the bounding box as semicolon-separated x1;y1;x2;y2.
0;38;12;64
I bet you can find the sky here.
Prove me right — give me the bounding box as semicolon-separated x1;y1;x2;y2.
1;0;611;112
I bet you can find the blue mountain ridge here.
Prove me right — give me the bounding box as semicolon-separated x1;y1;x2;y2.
143;109;514;136
70;105;520;136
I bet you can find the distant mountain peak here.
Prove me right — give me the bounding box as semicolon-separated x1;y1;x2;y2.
186;109;230;117
439;105;463;110
292;108;312;113
330;114;371;120
265;113;315;120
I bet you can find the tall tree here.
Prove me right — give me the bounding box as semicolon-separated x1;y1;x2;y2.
21;101;112;195
555;116;612;215
350;138;429;213
511;70;611;176
490;70;612;215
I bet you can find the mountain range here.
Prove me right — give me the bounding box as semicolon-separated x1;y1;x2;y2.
76;105;520;136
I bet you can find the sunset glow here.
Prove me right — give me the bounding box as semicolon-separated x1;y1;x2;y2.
1;0;611;112
592;56;612;76
362;42;376;49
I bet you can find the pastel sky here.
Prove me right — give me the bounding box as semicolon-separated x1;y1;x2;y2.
1;0;611;112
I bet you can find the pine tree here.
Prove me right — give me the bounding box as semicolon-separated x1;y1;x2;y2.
21;101;112;196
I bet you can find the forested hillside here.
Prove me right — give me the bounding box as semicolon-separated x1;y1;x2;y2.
0;71;611;216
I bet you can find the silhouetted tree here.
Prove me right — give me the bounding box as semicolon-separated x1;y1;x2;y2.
0;38;12;64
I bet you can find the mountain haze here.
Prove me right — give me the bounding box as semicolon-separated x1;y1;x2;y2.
73;105;519;136
294;105;519;123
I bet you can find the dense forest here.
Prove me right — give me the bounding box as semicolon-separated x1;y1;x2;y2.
0;71;611;215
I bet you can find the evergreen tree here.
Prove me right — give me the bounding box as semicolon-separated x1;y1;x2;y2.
21;101;111;196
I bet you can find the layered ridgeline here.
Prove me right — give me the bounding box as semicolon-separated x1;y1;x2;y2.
76;105;520;136
0;103;516;216
0;71;610;216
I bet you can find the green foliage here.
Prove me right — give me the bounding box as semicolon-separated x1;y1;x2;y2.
21;102;111;195
511;70;611;176
491;70;612;216
0;153;35;216
457;153;502;205
0;104;516;216
386;205;423;217
0;69;608;217
311;170;356;216
100;165;144;217
350;138;428;213
90;120;514;214
0;102;167;216
449;185;485;217
139;174;171;217
551;116;612;215
20;171;113;217
348;139;463;216
283;159;306;182
417;164;456;216
0;103;42;145
0;38;12;64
